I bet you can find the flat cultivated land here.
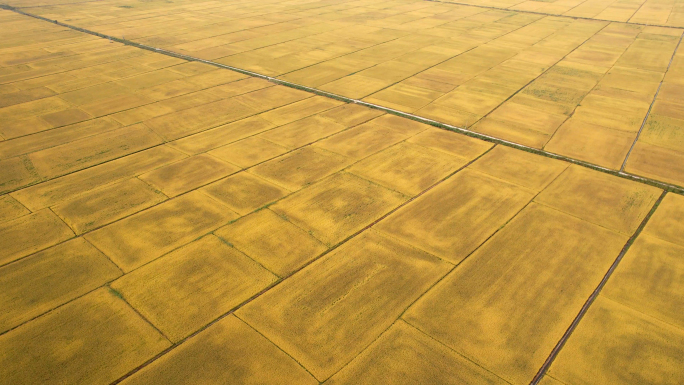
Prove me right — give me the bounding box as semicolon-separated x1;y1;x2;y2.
0;1;682;384
11;0;684;184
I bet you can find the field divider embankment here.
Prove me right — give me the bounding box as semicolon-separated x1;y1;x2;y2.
2;4;684;195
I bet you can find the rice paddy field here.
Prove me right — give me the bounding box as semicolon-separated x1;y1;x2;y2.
0;0;682;384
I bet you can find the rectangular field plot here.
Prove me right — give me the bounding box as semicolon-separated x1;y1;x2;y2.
626;45;684;187
402;202;627;384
